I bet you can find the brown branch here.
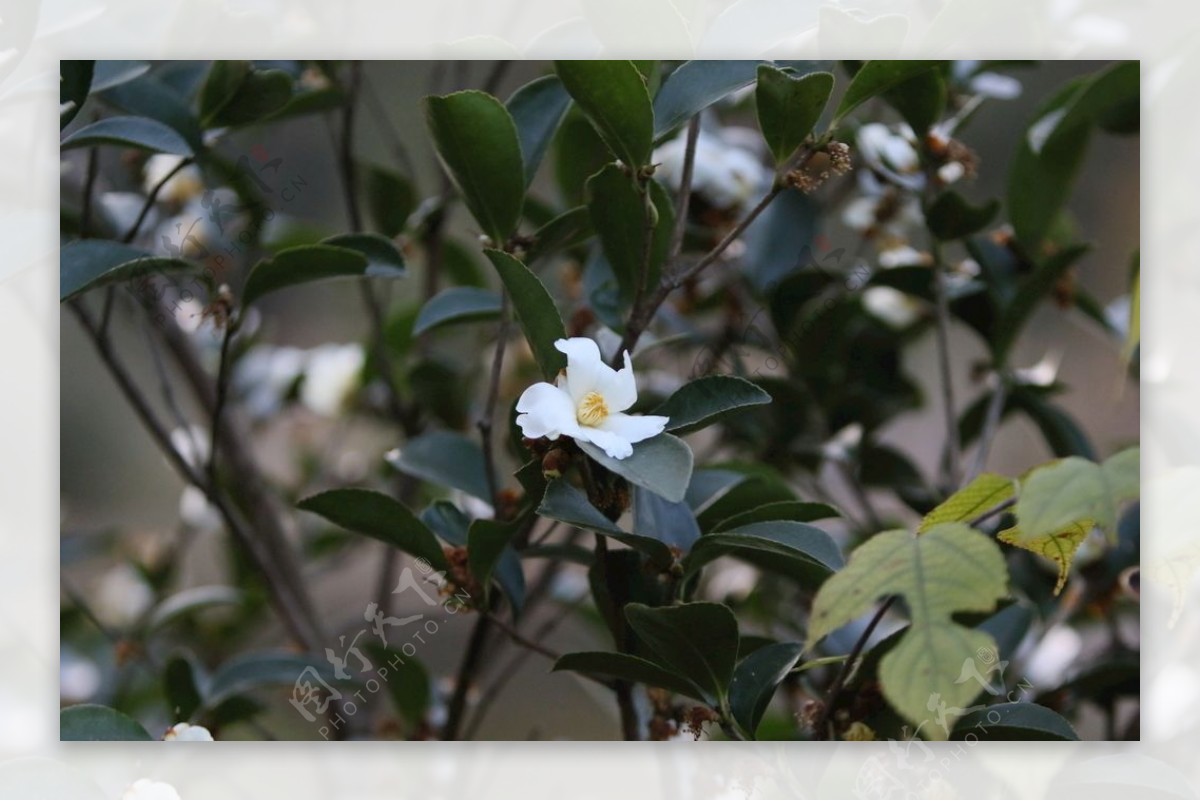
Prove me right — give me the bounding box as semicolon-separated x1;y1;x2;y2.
477;292;511;508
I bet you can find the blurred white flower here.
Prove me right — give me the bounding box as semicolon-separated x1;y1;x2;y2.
99;191;157;237
123;778;181;801
234;344;307;417
516;338;668;460
300;343;365;417
163;722;214;741
878;243;930;269
953;61;1023;100
143;155;205;206
856;123;923;189
862;286;922;329
169;424;209;470
703;562;759;603
937;161;966;185
59;649;102;703
653;127;770;212
1012;352;1062;387
1023;626;1082;688
842;173;924;238
179;485;222;533
1106;293;1132;340
821;423;864;462
93;564;155;629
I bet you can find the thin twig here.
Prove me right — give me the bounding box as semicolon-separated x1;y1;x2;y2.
478;292;511;507
482;610;563;662
207;318;237;488
441;605;494;740
930;242;961;488
667;116;701;262
813;596;896;740
968;380;1008;482
123;157;194;244
967;496;1016;528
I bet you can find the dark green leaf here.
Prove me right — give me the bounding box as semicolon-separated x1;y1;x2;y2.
1028;61;1138;154
424;91;525;244
147;586;244;632
99;74;205;153
633;487;701;552
833;60;941;124
653;375;772;434
60;704;153;741
61;115;194;156
484;249;567;379
467;518;525;614
385;430;491;502
950;702;1079;740
883;68;946;133
1012;390;1096;460
199;61;293;127
925;190;999;241
755;66;834;164
90;61;151;93
321;233;406;276
298;488;448;569
555;61;654;167
537;479;674;567
363;644;430;726
553;651;705;700
241;244;373;306
60;240;193;302
163;654;205;721
742;186;818;292
362;164;417;237
525;206;594;265
60;61;95;129
683;521;843;587
586;165;673;304
578;433;694;504
654;61;812;139
729;641;803;736
992;244;1089;363
420;499;470;546
413;287;502;335
625;602;740;705
711;500;840;532
206;651;347;707
507;75;572;186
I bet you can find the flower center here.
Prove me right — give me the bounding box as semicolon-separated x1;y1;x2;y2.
576;391;609;427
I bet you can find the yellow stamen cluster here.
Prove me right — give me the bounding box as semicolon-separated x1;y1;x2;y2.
576;391;610;427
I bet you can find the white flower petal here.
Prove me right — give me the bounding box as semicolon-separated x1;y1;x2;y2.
599;412;669;446
555;337;607;403
574;425;635;460
515;382;579;440
595;350;638;412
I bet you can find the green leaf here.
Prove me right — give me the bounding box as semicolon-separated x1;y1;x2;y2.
385;430;491;502
951;702;1079;741
633;487;702;552
992;244;1090;363
729;641;804;736
413;287;502;335
1027;61;1138;155
653;375;772;435
363;644;430;727
424;91;525;244
60;704;153;741
683;521;843;587
198;61;293;127
507;75;572;186
298;488;448;570
537;479;674;567
241;236;405;306
60;115;194;156
999;519;1093;595
163;653;205;721
925;190;1000;241
807;523;1008;737
1013;457;1116;541
578;433;694;504
833;60;940;125
98;72;205;153
525;206;594;265
484;249;567;380
625;602;740;705
553;651;705;700
1011;389;1096;459
60;60;95;129
362;164;417;237
712;500;840;532
754;66;834;164
206;651;346;707
1123;254;1139;364
555;61;654;167
654;60;808;139
919;473;1016;532
263;85;347;123
146;586;244;632
586;165;673;304
467;518;525;614
883;68;946;133
60;240;193;302
1102;446;1140;506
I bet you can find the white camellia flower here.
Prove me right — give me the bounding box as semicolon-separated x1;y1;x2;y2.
653;128;770;213
143;154;205;205
515;338;668;460
300;343;365;417
862;286;923;329
93;564;155;629
163;722;214;741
